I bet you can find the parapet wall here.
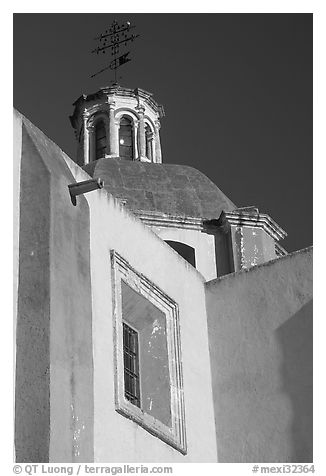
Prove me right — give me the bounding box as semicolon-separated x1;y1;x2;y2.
205;247;313;463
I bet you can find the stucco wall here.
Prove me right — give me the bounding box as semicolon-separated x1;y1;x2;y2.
80;170;218;463
14;111;218;463
15;119;51;462
14;112;94;463
150;226;217;281
13;111;23;454
231;225;277;271
205;247;313;462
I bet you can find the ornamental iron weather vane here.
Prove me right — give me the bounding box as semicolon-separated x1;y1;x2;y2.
91;19;139;83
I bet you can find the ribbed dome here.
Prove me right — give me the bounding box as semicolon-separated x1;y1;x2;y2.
83;158;236;219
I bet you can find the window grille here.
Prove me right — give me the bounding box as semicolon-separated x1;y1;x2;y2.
123;322;141;407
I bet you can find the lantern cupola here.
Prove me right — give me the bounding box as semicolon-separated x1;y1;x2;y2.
69;84;165;166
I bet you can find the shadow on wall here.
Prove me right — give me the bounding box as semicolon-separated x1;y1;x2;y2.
276;300;313;462
15;126;51;462
165;241;196;268
15;122;94;462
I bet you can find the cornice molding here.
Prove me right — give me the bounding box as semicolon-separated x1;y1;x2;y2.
133;210;203;231
133;209;287;244
275;242;288;256
224;210;287;241
71;85;164;123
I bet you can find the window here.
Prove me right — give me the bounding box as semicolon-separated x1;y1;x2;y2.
121;280;171;425
95;120;106;159
165;241;196;268
111;251;187;454
123;323;141;408
119;116;134;160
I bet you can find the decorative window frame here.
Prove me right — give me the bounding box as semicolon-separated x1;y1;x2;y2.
115;110;139;160
118;114;135;160
111;250;187;454
87;112;110;162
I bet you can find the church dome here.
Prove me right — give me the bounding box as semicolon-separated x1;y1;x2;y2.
83;158;236;218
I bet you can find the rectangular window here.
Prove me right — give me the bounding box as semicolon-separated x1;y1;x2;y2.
111;250;187;455
123;323;140;408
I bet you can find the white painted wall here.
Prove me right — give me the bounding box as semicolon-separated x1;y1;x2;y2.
65;162;218;462
230;225;277;271
150;226;217;282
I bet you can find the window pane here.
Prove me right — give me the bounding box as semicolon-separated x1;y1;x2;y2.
119;130;132;146
97;137;106;148
95;121;106;159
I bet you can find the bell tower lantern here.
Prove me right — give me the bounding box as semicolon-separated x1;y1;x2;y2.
69;85;165;166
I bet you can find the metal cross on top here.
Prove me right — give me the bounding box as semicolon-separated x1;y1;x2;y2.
91;19;140;83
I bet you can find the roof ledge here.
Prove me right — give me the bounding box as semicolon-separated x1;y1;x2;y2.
204;209;287;242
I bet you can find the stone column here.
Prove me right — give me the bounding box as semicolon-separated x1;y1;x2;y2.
154;120;162;163
88;124;95;163
114;119;120;157
136;105;146;160
83;115;89;165
108;101;118;157
133;120;139;160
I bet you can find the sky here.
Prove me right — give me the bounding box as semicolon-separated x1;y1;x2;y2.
13;13;312;253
